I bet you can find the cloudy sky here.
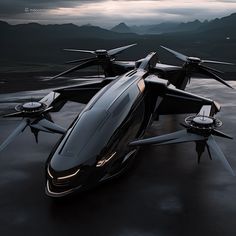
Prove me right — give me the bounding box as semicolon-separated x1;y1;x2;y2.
1;0;236;27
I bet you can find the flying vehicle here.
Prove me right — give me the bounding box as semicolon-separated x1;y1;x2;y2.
0;45;234;198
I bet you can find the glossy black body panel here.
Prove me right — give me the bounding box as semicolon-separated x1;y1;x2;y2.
46;70;150;196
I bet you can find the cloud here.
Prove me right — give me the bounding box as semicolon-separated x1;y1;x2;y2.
0;0;236;26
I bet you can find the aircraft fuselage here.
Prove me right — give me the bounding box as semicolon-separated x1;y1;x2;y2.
46;69;153;197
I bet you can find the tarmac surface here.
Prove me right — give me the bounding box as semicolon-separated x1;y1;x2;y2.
0;77;236;236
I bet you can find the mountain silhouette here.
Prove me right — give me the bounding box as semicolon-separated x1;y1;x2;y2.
0;21;137;40
111;23;133;33
0;12;235;68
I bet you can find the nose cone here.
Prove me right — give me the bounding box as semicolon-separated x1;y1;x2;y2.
46;109;110;197
46;165;83;197
46;153;107;197
46;144;104;197
46;157;108;197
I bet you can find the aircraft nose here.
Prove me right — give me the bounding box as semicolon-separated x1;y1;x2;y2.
46;165;82;196
47;163;91;186
48;165;81;184
46;163;106;197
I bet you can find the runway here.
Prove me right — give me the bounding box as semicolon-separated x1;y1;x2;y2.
0;78;236;236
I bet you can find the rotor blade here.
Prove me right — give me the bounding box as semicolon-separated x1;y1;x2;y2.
198;66;233;89
30;127;39;143
200;64;224;74
155;63;182;71
30;119;66;134
108;43;137;56
112;61;136;69
66;57;96;64
207;135;235;176
39;92;60;108
156;132;205;145
51;59;97;80
30;122;49;132
206;144;213;160
63;49;96;55
3;111;24;118
0;119;28;152
130;130;205;146
160;45;188;62
130;130;187;146
212;129;233;140
197;105;212;117
201;60;234;66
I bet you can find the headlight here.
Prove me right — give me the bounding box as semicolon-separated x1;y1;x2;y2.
57;169;80;180
96;152;116;167
47;166;54;179
47;166;80;180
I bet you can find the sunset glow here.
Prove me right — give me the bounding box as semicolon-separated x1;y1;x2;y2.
1;0;236;26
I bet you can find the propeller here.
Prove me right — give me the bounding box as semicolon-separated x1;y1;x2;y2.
51;44;137;79
64;43;137;57
160;46;234;88
51;59;97;80
0;92;66;151
130;105;235;175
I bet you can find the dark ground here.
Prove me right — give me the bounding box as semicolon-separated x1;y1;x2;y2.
0;75;236;236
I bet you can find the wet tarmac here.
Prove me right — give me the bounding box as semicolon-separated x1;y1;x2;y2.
0;78;236;236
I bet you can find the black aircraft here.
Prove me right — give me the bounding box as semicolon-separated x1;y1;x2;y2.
0;47;234;197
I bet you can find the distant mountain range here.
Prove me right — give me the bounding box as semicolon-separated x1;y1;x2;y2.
1;12;235;39
0;21;137;40
111;13;236;35
0;12;235;68
111;23;133;33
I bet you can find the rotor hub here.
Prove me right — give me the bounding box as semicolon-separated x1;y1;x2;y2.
185;115;222;133
193;116;214;125
95;49;108;57
22;102;42;109
187;57;201;64
15;102;47;114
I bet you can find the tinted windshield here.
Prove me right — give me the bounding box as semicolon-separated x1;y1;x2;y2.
60;109;109;157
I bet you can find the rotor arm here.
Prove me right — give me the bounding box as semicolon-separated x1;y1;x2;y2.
145;76;220;116
160;45;233;89
0;91;69;152
130;102;234;175
54;78;115;106
0;78;115;152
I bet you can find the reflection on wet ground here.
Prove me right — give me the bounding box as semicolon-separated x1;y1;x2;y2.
0;78;236;236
